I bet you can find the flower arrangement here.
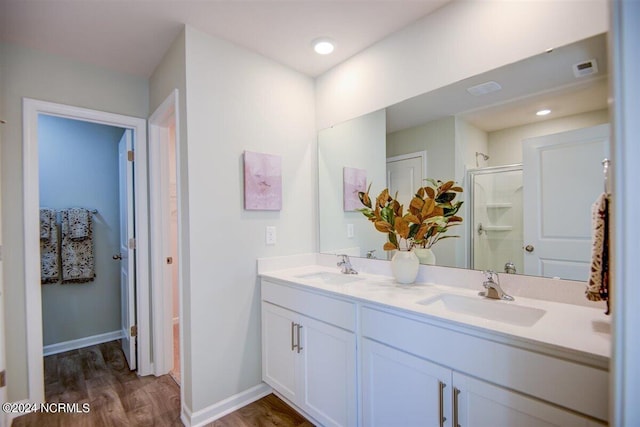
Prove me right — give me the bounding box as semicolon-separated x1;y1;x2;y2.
357;179;463;251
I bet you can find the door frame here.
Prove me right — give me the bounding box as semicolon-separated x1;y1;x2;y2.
22;98;151;402
148;89;182;377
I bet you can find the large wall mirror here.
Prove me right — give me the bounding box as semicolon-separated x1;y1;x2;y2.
318;33;609;281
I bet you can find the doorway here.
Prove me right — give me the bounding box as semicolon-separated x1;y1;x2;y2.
22;99;150;402
37;115;137;370
148;89;182;384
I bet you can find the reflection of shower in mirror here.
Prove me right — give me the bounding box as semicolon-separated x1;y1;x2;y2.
468;165;523;274
475;151;490;167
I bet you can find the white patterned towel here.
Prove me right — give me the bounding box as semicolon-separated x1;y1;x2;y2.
40;208;54;240
61;208;95;283
67;207;90;240
40;208;59;284
586;193;610;314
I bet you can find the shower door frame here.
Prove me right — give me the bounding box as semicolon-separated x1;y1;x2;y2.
466;164;523;271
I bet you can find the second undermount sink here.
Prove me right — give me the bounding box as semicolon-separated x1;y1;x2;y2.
296;271;364;285
416;293;546;327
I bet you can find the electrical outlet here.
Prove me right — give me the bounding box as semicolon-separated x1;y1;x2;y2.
347;223;354;238
266;226;277;245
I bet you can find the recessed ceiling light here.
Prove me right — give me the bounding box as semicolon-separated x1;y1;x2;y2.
312;38;335;55
536;109;551;116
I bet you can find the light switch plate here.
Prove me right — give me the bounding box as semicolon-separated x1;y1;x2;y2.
347;223;354;238
266;226;277;245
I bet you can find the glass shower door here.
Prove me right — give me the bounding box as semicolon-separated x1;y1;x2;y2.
469;165;523;274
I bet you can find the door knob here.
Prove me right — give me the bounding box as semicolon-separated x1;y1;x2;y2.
112;253;123;260
525;245;534;253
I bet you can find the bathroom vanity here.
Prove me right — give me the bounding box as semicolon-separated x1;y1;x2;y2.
259;258;609;427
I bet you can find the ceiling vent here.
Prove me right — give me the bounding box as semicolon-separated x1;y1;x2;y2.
573;59;598;78
466;81;502;96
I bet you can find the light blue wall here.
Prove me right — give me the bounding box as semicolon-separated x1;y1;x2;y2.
38;114;124;346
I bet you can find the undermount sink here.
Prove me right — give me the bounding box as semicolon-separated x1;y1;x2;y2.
417;293;546;327
296;271;364;285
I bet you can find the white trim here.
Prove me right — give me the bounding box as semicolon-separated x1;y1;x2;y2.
181;383;272;427
611;1;640;425
43;330;124;357
148;89;181;379
22;98;151;402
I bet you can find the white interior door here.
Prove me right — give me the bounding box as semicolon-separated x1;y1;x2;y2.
523;124;609;280
386;151;426;208
119;130;137;370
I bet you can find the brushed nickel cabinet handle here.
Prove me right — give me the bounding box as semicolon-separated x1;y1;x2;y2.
296;324;303;353
291;321;296;351
112;253;122;260
439;381;447;427
453;387;461;427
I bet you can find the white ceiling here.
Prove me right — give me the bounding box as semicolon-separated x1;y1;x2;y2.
386;33;609;133
0;0;450;78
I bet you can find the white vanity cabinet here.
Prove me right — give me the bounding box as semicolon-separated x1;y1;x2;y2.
362;338;451;426
261;280;357;427
361;306;608;427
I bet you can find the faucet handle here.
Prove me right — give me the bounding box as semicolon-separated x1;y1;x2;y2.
483;270;497;282
336;254;349;264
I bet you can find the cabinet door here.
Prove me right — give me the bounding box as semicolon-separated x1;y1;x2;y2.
454;372;605;427
299;314;357;427
362;338;451;427
262;302;299;403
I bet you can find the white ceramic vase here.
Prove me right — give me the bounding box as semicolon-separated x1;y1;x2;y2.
414;248;436;265
391;250;420;284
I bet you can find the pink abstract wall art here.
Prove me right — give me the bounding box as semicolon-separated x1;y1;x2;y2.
343;167;367;211
244;151;282;211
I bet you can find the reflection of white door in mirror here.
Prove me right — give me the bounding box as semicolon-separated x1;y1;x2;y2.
386;151;427;207
523;124;610;281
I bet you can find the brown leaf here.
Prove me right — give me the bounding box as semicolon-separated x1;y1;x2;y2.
395;217;410;239
421;198;435;217
450;186;463;192
417;187;425;198
428;206;444;218
383;242;398;251
410;196;424;212
415;224;428;240
377;189;390;207
374;221;393;232
404;214;420;224
425;187;436;199
448;216;463;223
439;181;454;193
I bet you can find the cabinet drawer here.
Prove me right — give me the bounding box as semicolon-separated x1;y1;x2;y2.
361;306;609;422
262;280;356;331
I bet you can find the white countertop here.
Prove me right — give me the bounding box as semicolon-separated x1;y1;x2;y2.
260;264;611;368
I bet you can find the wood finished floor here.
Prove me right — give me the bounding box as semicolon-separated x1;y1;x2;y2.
12;340;313;427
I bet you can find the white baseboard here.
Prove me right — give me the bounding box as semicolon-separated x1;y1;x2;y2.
182;383;272;427
43;330;124;356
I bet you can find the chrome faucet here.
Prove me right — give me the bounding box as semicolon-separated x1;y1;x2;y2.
479;270;514;301
504;261;516;274
337;254;358;275
366;249;377;259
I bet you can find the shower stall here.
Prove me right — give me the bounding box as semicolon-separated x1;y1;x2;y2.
468;165;523;274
